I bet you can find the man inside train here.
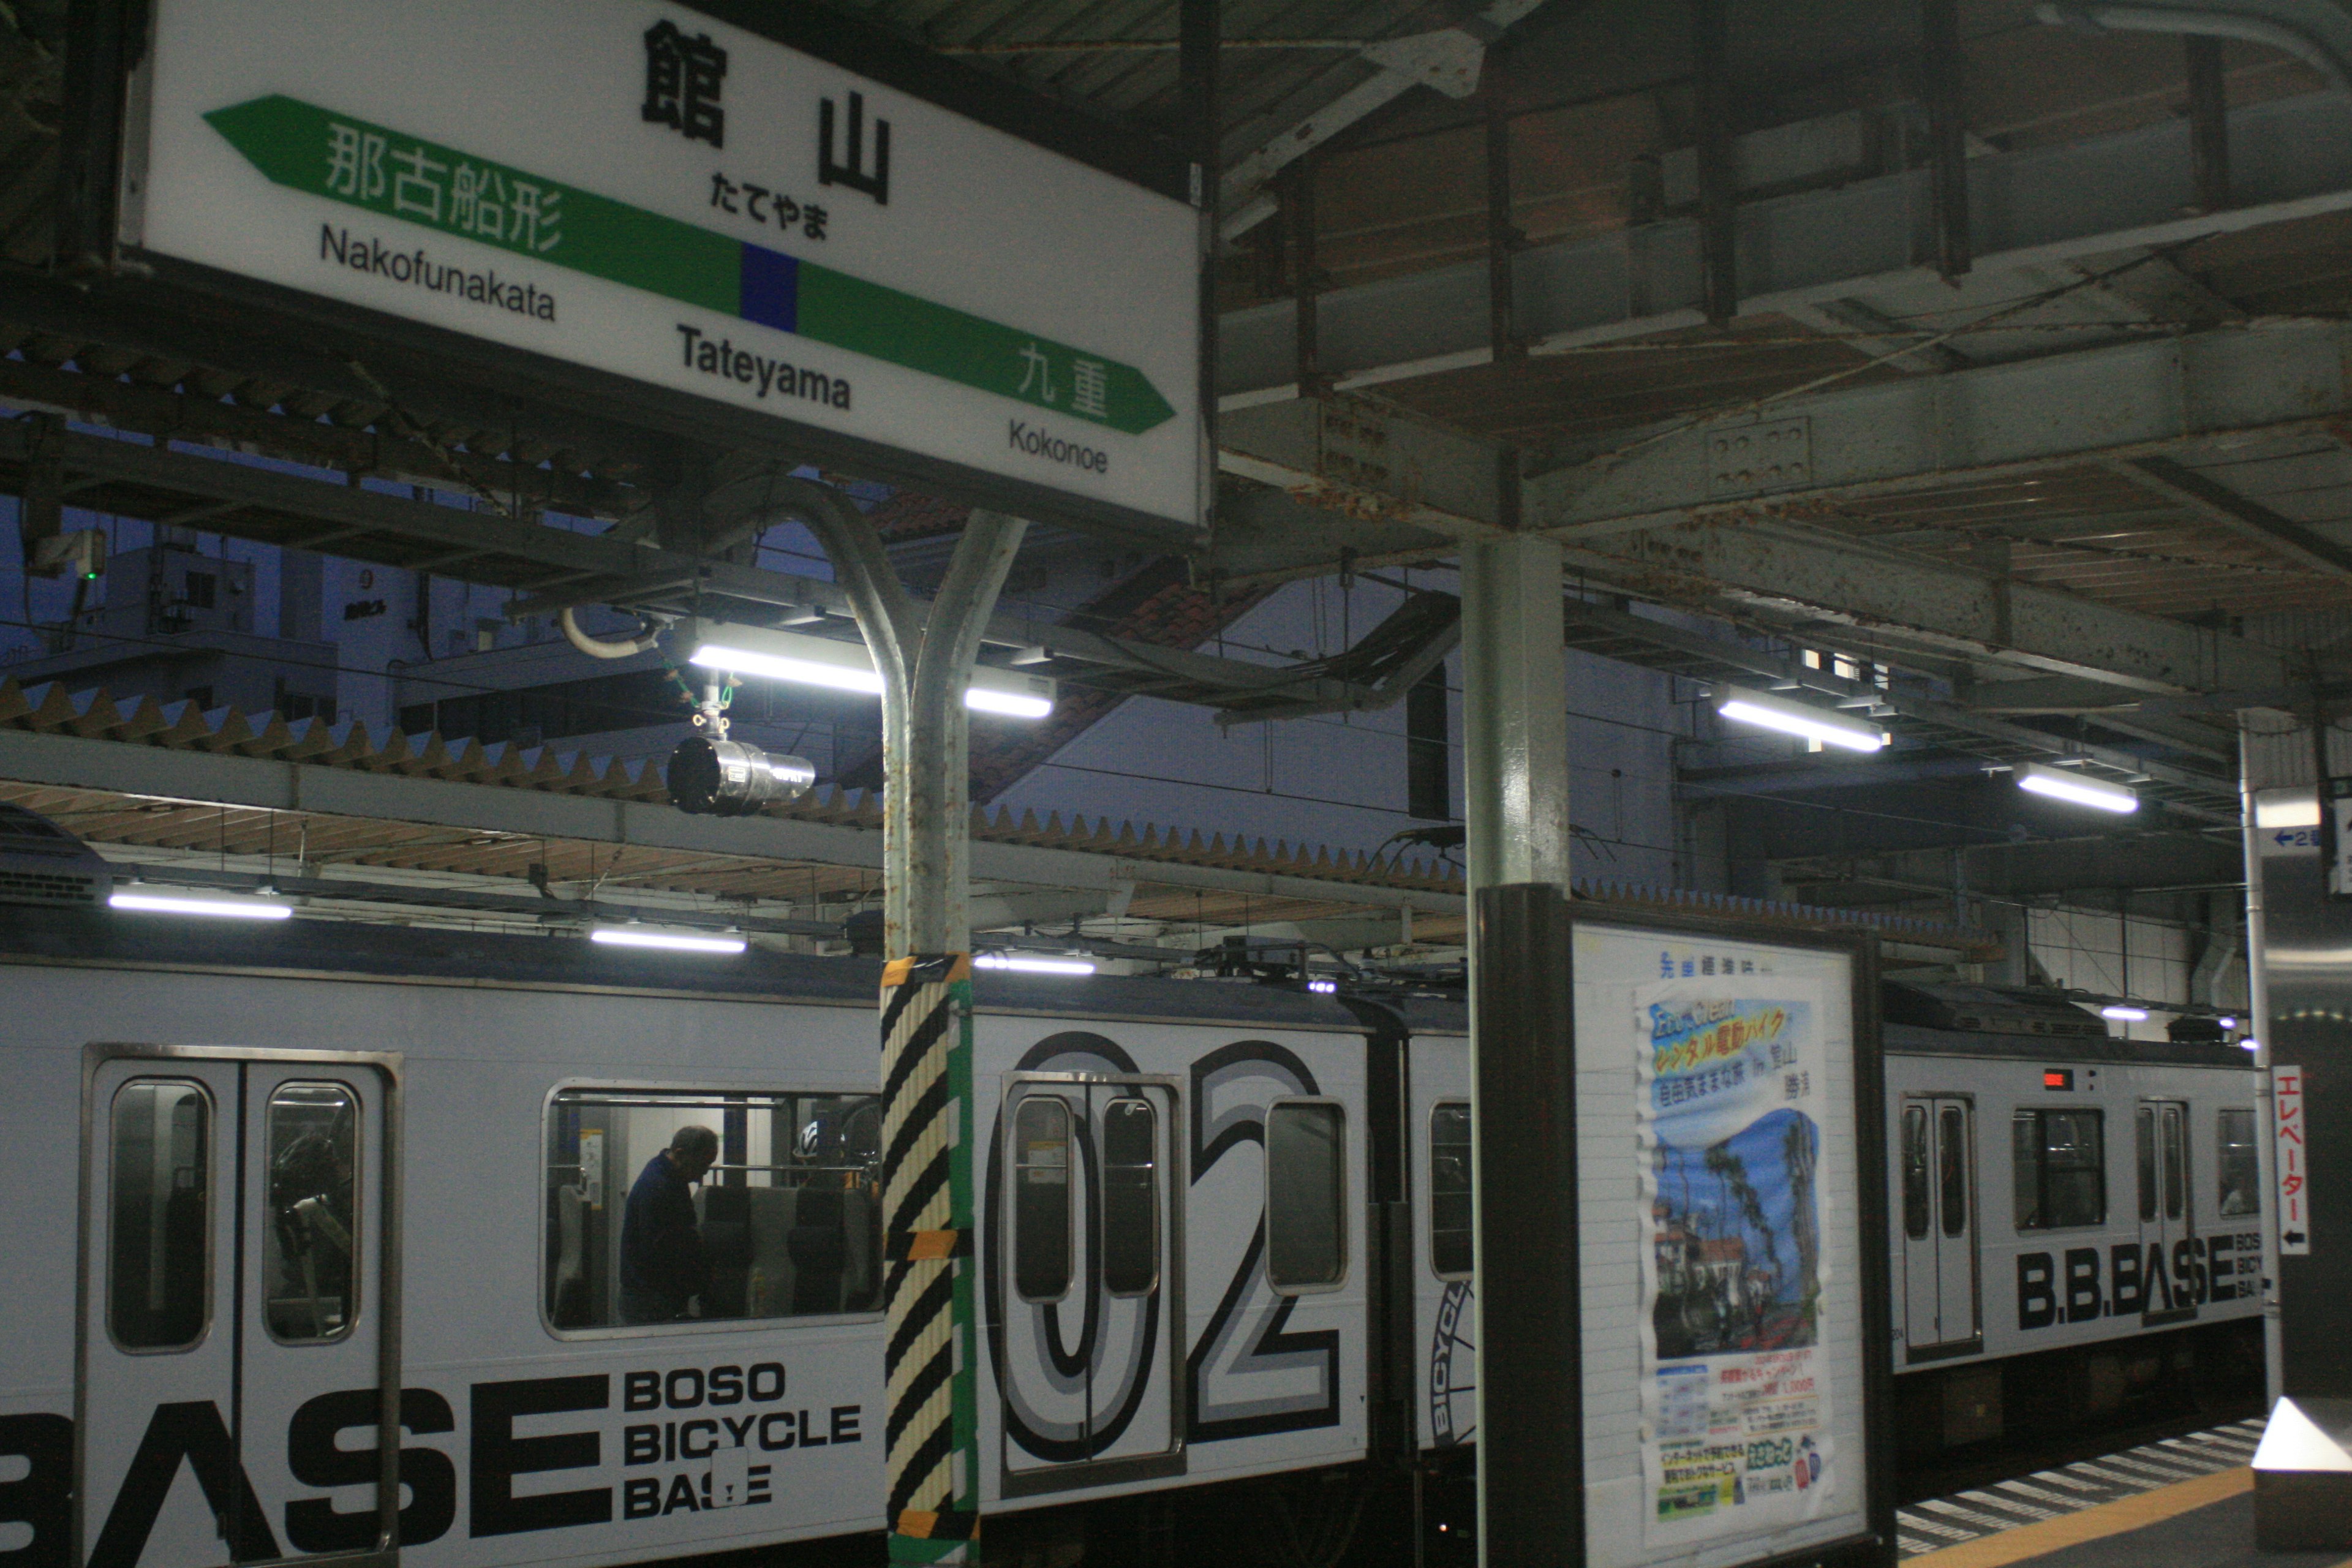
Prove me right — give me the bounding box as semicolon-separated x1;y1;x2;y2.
619;1124;720;1324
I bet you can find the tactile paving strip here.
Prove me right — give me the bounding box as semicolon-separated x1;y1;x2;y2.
1896;1418;2262;1557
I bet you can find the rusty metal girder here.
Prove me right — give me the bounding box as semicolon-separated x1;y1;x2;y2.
1218;391;1512;541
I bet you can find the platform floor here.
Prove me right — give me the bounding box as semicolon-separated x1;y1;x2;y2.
1902;1419;2346;1567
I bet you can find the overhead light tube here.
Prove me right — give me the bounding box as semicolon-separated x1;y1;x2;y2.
1714;687;1888;752
590;927;748;955
681;619;1055;720
974;954;1096;975
2016;763;2138;815
2100;1005;2149;1023
110;889;293;921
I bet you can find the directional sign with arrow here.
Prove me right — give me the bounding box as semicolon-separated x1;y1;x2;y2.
129;0;1205;537
206;96;1178;438
2276;1065;2310;1256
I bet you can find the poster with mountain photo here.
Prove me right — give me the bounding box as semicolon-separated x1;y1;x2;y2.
1635;978;1834;1548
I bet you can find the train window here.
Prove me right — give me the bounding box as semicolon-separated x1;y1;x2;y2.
1902;1106;1930;1239
1267;1101;1347;1292
1013;1096;1074;1303
107;1079;211;1352
2162;1104;2187;1221
2218;1108;2260;1217
1100;1098;1159;1297
1430;1101;1474;1279
543;1088;883;1335
262;1082;360;1343
1938;1106;1969;1237
2012;1109;2105;1231
2137;1106;2157;1222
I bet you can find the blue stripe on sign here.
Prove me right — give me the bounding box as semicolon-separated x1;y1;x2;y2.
739;245;799;332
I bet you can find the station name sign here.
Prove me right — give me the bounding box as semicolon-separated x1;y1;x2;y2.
124;0;1205;535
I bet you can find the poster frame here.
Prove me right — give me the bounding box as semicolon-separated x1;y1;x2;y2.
1572;907;1895;1568
61;0;1210;548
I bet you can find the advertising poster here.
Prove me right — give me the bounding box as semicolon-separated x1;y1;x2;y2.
1636;976;1834;1547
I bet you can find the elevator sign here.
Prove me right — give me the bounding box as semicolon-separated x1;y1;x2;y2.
123;0;1205;536
2275;1065;2311;1254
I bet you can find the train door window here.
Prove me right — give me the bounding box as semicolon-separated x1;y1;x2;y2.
2218;1108;2260;1216
1013;1096;1074;1303
262;1082;360;1343
1430;1100;1474;1278
2136;1106;2157;1223
1099;1096;1158;1298
2161;1102;2188;1221
2013;1109;2105;1230
1903;1105;1931;1239
1937;1105;1968;1237
107;1079;212;1351
1266;1100;1346;1292
542;1088;883;1334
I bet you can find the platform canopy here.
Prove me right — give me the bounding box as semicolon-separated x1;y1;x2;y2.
2;0;2351;910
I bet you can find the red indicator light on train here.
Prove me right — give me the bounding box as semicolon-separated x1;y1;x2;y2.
2043;1069;2074;1090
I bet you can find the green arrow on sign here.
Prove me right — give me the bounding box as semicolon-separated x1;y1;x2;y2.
202;94;1177;436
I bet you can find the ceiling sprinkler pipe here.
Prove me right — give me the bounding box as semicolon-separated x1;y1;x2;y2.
2034;2;2352;96
559;606;661;660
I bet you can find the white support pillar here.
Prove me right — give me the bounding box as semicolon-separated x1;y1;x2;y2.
1461;535;1571;892
2240;752;2284;1413
794;481;1026;1566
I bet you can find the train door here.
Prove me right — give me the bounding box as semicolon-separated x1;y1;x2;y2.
1898;1096;1980;1358
80;1048;398;1568
998;1076;1183;1491
2135;1099;2198;1324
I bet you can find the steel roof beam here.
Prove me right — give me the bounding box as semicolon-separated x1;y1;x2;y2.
1213;344;2317;717
1218;392;1513;541
1563;515;2291;698
1221;319;2352;590
1218;85;2352;398
1531;323;2352;533
2108;454;2352;581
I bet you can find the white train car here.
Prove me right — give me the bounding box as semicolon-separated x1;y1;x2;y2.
0;911;1417;1568
1879;983;2265;1458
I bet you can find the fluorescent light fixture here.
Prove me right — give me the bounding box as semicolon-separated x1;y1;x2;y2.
963;685;1055;719
2016;763;2138;814
2255;791;2321;829
1714;687;1888;752
2242;1038;2261;1052
2100;1005;2149;1022
974;954;1096;975
692;639;883;697
682;619;1055;720
110;889;292;921
2218;1016;2239;1030
590;927;747;955
1306;979;1339;995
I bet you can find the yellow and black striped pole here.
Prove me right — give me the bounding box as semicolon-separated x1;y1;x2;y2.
881;952;979;1563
